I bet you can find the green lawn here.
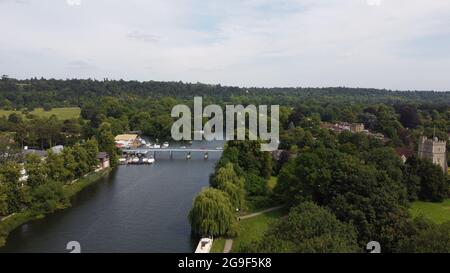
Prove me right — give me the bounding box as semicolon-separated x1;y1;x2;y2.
231;208;286;252
210;237;226;253
0;107;80;120
410;199;450;224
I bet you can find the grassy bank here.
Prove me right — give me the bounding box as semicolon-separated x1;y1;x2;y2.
0;107;81;120
211;208;286;253
410;199;450;224
0;168;111;247
210;238;226;253
232;209;286;252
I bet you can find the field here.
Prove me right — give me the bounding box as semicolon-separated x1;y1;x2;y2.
410;199;450;224
0;107;81;120
231;209;286;252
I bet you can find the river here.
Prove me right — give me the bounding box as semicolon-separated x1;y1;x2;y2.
0;140;223;253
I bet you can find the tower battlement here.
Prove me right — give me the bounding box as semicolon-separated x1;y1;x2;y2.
418;136;448;173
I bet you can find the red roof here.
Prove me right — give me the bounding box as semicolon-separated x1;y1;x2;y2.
395;147;414;158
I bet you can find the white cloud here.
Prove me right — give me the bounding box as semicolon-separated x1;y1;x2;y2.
66;0;81;6
367;0;382;6
1;0;450;90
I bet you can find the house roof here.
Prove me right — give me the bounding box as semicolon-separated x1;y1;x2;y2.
114;134;138;142
395;147;414;158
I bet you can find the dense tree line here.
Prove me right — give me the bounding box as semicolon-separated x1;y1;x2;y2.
1;77;450;110
0;138;102;216
241;124;449;252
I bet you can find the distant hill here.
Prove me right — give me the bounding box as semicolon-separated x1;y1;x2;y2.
0;77;449;109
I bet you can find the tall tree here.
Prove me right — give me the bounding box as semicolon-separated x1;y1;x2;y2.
188;188;237;237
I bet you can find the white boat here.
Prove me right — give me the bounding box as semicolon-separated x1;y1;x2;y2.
180;146;187;149
132;157;139;164
153;144;161;149
119;158;127;164
163;142;169;148
194;237;213;253
142;158;148;163
215;147;223;150
147;158;155;164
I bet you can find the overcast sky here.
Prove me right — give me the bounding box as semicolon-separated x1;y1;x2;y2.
1;0;450;90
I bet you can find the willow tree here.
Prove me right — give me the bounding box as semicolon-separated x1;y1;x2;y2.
188;188;236;237
214;163;245;210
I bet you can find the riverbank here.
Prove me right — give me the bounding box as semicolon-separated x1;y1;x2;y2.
0;168;111;248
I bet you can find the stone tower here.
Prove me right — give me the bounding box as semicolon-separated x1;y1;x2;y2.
418;136;448;173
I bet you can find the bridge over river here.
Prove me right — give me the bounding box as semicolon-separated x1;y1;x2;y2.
121;147;223;160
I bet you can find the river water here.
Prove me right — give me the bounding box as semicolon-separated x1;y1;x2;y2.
0;140;223;253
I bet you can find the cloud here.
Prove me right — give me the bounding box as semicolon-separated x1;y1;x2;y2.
0;0;29;4
66;60;95;70
367;0;382;6
1;0;450;90
127;31;161;43
66;0;81;6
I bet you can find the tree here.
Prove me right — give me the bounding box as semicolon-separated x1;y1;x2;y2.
24;153;48;188
97;122;118;167
61;147;77;182
188;188;237;237
45;150;68;182
398;105;420;129
0;161;24;213
398;217;450;253
71;143;90;178
82;138;99;171
30;180;66;213
275;148;409;250
404;156;448;202
0;181;9;215
212;163;245;210
244;173;267;196
240;202;359;253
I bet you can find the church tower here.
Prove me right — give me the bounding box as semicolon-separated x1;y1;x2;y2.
418;136;448;174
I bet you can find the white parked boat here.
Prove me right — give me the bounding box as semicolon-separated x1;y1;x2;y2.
142;158;148;163
153;144;161;149
132;157;139;164
195;237;213;253
147;158;155;164
119;158;127;164
163;142;169;148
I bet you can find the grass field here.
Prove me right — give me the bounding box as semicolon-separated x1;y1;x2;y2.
0;107;81;120
410;199;450;224
210;238;226;253
231;208;286;252
210;208;286;253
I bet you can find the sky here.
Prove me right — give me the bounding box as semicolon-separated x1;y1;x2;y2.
1;0;450;90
